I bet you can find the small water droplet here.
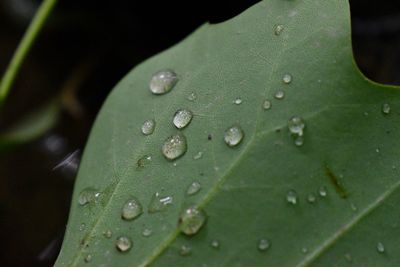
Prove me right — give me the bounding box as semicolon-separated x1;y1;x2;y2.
282;74;292;84
318;186;327;197
84;254;92;263
382;103;391;114
307;193;316;203
116;236;132;252
142;228;153;237
179;206;207;235
193;151;203;160
103;229;112;238
173;109;193;129
187;181;202;196
79;223;86;231
375;148;380;153
162;133;187;160
350;202;357;212
258;239;271;251
274;24;284;35
294;136;304;146
286;190;298;205
148;192;173;213
301;247;308;254
180;244;192;256
78;188;101;206
377;242;385;253
274;90;285;100
141;119;155;135
187;92;197;101
262;99;271;110
137;155;152;169
121;198;143;221
288;116;305;136
149;69;178;95
224;125;244;147
211;240;220;249
233;98;242;105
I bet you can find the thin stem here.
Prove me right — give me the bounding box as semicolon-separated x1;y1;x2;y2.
0;0;58;106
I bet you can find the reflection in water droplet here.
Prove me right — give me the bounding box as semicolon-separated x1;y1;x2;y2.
121;198;143;221
382;103;391;114
180;244;192;256
262;100;271;110
84;254;92;263
141;119;155;135
149;69;178;95
211;240;220;249
377;242;385;253
224;125;244;147
78;188;101;206
187;92;197;101
173;109;193;129
258;239;271;251
162;133;187;160
103;229;112;239
137;155;152;169
307;193;316;203
193;151;203;160
274;24;284;35
187;181;202;196
142;228;153;237
318;186;327;197
233;98;242;105
274;90;285;100
148;192;173;213
282;74;292;84
179;206;207;235
286;190;298;205
116;236;132;252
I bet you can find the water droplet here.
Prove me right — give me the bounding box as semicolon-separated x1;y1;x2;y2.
274;90;285;100
307;193;316;203
173;109;193;129
377;242;385;253
79;223;86;231
149;69;178;95
180;244;192;256
179;206;207;235
121;198;143;221
282;74;292;84
288;116;305;136
224;125;244;147
302;247;308;254
187;181;202;196
193;151;203;160
187;92;197;101
382;103;391;114
137;155;152;169
148;192;173;213
116;236;132;252
375;148;380;153
78;188;101;206
162;133;187;160
103;229;112;238
211;240;220;249
286;190;298;205
258;239;271;251
84;254;92;263
262;99;271;110
274;24;284;35
141;119;155;135
294;136;304;146
233;98;242;105
142;228;153;237
318;186;327;197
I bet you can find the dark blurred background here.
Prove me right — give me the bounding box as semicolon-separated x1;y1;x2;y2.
0;0;400;266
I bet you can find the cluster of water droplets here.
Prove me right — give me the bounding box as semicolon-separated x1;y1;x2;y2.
288;116;305;146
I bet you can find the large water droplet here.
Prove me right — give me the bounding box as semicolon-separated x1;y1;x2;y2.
180;244;192;256
382;103;391;114
137;155;152;169
149;69;178;95
286;190;298;205
262;99;271;110
162;133;187;160
78;188;101;206
141;119;155;135
377;242;385;253
224;125;244;147
121;198;143;221
282;74;292;84
318;186;327;197
211;240;220;249
148;192;173;213
116;236;132;252
233;98;243;105
187;181;202;196
142;228;153;237
274;24;284;35
258;239;271;251
274;90;285;100
179;206;207;235
173;109;193;129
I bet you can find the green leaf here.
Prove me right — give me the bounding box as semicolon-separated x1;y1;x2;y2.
56;0;400;266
